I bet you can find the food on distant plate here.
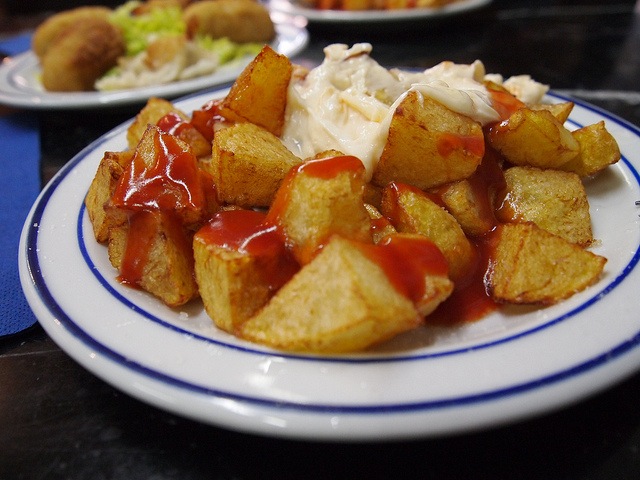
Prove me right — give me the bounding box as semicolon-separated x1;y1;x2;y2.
32;0;274;92
40;17;126;92
184;0;276;44
295;0;464;11
86;43;621;353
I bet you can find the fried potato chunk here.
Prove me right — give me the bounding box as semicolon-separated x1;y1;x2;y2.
237;235;451;353
109;211;199;307
267;155;373;265
364;203;397;244
32;6;112;59
193;210;299;333
380;182;474;281
495;166;593;247
205;122;303;208
558;121;621;177
439;179;496;237
487;108;580;169
220;45;293;136
40;17;125;92
127;98;189;149
529;101;574;124
486;223;606;305
183;0;275;44
372;92;485;190
85;150;134;243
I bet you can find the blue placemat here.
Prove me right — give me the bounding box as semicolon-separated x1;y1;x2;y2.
1;32;40;337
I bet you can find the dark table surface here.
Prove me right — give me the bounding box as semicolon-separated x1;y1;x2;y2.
2;1;640;478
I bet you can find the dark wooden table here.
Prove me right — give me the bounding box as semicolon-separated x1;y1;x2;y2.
2;1;640;478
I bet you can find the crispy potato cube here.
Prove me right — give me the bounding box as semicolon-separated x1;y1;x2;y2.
380;182;475;281
85;150;134;242
237;235;436;353
267;155;372;265
109;211;199;307
127;97;188;150
495;166;593;247
439;179;496;237
193;210;299;333
364;203;397;244
221;45;293;136
486;223;606;305
372;92;485;190
529;101;574;124
487;108;580;169
205;122;303;208
558;121;621;177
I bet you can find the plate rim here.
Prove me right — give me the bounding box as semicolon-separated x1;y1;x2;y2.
268;0;493;23
18;89;640;440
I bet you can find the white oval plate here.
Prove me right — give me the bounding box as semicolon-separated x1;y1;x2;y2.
19;89;640;441
0;21;308;110
268;0;492;23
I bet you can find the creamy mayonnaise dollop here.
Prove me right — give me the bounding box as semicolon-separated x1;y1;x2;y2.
280;43;548;179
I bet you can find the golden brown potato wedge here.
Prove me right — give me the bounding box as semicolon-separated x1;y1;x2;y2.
193;210;299;333
266;155;373;265
205;122;303;208
127;98;189;150
438;179;496;237
85;150;134;243
486;222;606;305
487;107;580;169
221;45;293;136
372;92;485;190
529;101;574;124
110;211;199;307
495;166;593;247
380;182;475;281
237;235;451;353
558;121;621;177
364;203;397;244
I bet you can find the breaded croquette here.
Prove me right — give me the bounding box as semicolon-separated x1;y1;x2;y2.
31;6;113;60
183;0;275;44
41;18;126;91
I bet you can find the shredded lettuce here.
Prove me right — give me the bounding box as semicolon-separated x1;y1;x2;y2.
110;1;186;56
196;36;263;65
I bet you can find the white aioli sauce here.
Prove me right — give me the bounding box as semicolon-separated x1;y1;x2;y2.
280;43;548;179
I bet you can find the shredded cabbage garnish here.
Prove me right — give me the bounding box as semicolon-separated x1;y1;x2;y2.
196;36;263;64
110;1;186;56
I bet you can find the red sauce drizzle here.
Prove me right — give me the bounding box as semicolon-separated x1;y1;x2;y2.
427;232;499;325
356;235;448;306
111;127;207;288
156;112;190;138
488;88;526;122
191;98;232;142
437;132;485;159
195;210;299;291
111;127;205;217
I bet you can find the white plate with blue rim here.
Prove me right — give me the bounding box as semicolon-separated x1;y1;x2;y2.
19;87;640;440
0;20;308;110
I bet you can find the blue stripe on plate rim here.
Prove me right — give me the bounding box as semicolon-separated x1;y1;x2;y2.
23;91;640;414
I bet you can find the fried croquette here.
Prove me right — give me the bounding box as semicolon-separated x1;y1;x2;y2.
41;18;126;92
183;0;275;44
31;6;113;60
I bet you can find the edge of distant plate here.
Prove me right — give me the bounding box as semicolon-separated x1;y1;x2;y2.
268;0;492;23
0;20;308;110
